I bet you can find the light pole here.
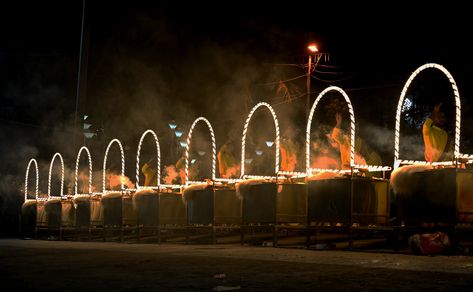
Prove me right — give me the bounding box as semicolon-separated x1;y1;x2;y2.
168;120;177;163
306;43;318;121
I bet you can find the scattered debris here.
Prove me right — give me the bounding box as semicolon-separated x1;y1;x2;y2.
408;232;450;255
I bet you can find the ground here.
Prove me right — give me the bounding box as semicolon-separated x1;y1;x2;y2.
1;238;473;291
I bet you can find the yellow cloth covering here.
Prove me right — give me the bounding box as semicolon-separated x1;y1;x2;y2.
422;117;449;162
280;139;299;172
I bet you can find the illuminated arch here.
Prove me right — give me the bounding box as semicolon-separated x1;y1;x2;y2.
394;63;461;168
184;117;216;184
47;152;65;199
74;146;93;195
135;129;161;188
102;138;125;192
241;102;280;177
24;158;39;201
305;86;355;173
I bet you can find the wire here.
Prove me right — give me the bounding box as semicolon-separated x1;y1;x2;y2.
311;74;355;83
256;73;308;86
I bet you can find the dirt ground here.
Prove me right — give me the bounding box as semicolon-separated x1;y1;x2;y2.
1;238;473;291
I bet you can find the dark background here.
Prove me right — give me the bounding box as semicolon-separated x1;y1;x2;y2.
1;1;472;235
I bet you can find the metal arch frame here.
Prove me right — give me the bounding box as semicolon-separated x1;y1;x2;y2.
47;153;65;199
102;138;125;193
24;158;39;201
74;146;93;195
394;63;461;169
305;86;355;174
184;117;217;185
135;129;161;189
241;102;280;178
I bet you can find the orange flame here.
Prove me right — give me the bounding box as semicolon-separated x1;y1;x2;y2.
221;165;240;178
163;165;179;184
311;156;340;169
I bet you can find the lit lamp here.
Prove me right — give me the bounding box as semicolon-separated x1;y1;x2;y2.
197;151;206;156
168;120;177;130
175;130;183;138
179;141;188;148
255;149;263;156
168;120;178;162
306;43;318;120
265;140;274;147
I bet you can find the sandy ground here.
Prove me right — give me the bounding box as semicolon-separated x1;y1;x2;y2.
1;238;473;291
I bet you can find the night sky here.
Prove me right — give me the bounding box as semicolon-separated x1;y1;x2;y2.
1;1;472;231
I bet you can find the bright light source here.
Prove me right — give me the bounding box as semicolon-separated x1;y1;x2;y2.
175;130;183;138
83;115;88;120
83;123;92;130
198;151;206;156
168;121;177;130
401;97;413;113
245;158;253;164
255;149;263;156
84;132;95;139
265;141;274;147
180;141;187;148
308;44;318;53
191;159;196;164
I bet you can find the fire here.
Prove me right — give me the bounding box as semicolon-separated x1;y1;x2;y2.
311;156;339;169
163;165;179;184
220;165;240;178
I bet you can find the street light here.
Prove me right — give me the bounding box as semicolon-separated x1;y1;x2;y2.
174;129;183;138
306;43;318;121
265;140;274;147
168;120;177;130
168;120;178;163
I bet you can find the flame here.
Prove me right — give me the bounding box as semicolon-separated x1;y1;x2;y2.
163;165;179;184
221;165;240;179
311;156;340;169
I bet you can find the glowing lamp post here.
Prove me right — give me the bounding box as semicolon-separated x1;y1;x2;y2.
168;121;177;130
174;130;183;138
306;43;318;121
168;120;178;163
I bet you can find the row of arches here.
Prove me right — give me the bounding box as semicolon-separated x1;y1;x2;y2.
24;63;471;201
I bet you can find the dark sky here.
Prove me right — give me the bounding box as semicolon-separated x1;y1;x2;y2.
1;1;472;208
